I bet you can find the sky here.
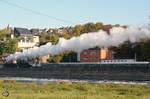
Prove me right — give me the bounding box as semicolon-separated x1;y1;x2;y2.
0;0;150;29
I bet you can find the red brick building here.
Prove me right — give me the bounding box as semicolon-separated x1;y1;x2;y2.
79;48;114;62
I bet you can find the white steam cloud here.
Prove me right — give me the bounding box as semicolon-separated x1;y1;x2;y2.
6;26;150;62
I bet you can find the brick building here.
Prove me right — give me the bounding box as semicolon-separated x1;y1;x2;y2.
79;48;114;62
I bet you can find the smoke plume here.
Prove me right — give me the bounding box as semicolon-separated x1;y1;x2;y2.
6;26;150;62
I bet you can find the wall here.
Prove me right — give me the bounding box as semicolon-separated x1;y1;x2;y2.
0;63;150;81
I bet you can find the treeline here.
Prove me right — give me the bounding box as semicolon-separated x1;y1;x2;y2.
40;22;126;44
113;40;150;61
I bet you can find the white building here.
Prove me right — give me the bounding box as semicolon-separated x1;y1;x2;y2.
18;36;39;50
13;27;40;50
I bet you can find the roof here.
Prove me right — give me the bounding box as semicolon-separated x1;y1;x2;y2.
14;27;32;36
30;29;40;34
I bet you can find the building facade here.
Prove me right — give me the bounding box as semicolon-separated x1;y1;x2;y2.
18;36;39;49
79;48;114;62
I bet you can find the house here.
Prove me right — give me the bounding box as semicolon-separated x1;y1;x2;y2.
14;27;40;50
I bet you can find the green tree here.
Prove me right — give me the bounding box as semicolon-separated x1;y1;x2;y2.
50;35;59;45
60;33;70;39
0;39;17;56
95;22;103;30
140;40;150;61
0;29;11;40
73;25;83;36
6;39;18;54
114;41;134;59
52;55;63;63
39;32;50;43
0;42;6;55
82;23;97;33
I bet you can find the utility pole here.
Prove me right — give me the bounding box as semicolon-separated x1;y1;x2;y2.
134;53;136;62
148;16;150;27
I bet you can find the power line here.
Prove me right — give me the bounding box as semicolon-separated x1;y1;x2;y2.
0;0;75;25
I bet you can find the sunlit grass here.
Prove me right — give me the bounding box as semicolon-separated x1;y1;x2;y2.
0;80;150;99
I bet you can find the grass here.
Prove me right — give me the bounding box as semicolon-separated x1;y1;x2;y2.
0;80;150;99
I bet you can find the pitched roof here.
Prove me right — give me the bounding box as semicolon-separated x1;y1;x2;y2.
14;27;32;36
30;29;39;34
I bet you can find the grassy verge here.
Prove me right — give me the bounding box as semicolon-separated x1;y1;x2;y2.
0;80;150;99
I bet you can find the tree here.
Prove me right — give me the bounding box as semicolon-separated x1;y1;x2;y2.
82;23;97;33
95;22;103;30
114;41;134;59
73;25;83;36
62;51;77;62
0;29;16;55
60;33;70;39
0;39;18;56
52;55;63;63
6;39;18;54
50;35;59;45
0;29;11;40
140;40;150;61
0;42;6;55
39;32;50;43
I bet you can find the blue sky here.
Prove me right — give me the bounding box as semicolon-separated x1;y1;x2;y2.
0;0;150;28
